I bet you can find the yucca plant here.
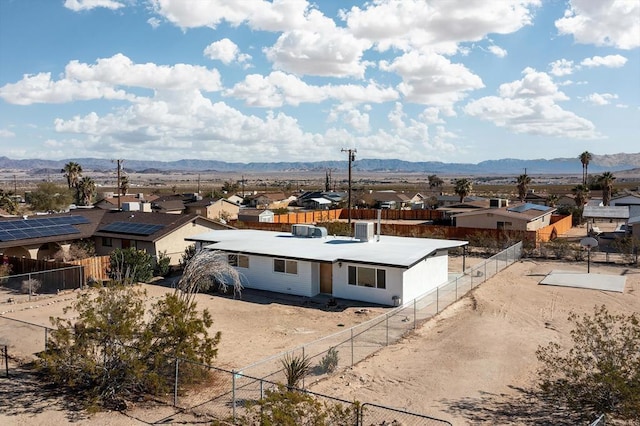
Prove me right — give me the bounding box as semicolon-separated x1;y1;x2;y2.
281;353;311;390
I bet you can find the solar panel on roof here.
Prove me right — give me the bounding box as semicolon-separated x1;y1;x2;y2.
99;221;164;236
0;216;89;242
0;225;80;242
507;203;549;213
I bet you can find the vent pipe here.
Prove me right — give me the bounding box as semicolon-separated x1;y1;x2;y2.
377;209;381;242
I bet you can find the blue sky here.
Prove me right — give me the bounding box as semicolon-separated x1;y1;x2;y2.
0;0;638;164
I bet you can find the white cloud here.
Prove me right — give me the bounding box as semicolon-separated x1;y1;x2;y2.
64;0;125;11
0;128;16;138
0;72;134;105
204;38;252;65
465;68;598;139
264;10;372;78
488;45;508;58
549;59;575;76
499;68;568;100
327;104;370;133
343;0;540;54
580;54;628;68
583;92;618;106
147;17;162;29
149;0;310;31
380;51;484;106
556;0;640;49
0;54;222;105
227;72;397;107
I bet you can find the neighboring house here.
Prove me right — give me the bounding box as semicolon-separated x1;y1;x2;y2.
93;211;230;264
95;193;159;210
407;193;426;210
188;224;467;306
0;208;230;265
184;197;240;221
610;193;640;207
454;203;556;231
296;191;345;209
437;199;493;221
237;209;275;223
0;209;104;260
361;191;412;209
522;190;548;206
245;192;291;209
227;194;244;205
151;199;185;214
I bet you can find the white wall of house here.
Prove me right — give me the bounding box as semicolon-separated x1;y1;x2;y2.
234;253;315;297
331;262;404;306
401;251;448;302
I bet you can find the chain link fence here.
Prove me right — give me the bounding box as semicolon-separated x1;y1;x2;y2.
238;242;523;383
1;265;84;301
0;242;522;424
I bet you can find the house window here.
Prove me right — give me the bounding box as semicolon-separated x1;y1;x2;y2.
348;266;386;289
228;254;249;268
274;258;297;274
102;237;112;247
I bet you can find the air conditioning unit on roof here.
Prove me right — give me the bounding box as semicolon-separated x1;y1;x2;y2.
354;222;374;242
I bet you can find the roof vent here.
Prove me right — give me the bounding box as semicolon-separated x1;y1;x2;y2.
291;224;327;238
354;222;374;242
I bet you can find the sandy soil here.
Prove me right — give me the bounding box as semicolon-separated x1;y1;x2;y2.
1;254;638;425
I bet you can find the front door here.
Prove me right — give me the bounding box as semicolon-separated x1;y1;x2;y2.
320;263;333;294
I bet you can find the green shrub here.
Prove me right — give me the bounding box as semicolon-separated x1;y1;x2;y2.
108;247;154;284
154;250;172;277
318;347;339;374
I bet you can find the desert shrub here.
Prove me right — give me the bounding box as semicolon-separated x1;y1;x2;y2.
236;386;357;426
54;240;95;262
281;353;311;389
39;283;220;410
536;305;640;422
611;236;639;265
154;250;171;277
21;278;41;294
108;247;154;284
318;347;339;374
572;246;586;261
544;238;572;260
467;231;499;256
180;244;197;269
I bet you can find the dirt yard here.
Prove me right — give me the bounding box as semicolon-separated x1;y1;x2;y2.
1;253;638;425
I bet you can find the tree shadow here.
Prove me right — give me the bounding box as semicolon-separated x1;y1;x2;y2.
0;361;93;423
441;386;583;425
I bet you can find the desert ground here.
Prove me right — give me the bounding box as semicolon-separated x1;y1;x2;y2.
1;246;638;425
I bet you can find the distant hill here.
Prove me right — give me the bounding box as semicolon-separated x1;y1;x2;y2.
1;154;639;175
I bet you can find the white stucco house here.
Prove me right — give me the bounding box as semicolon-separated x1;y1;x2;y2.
188;223;467;306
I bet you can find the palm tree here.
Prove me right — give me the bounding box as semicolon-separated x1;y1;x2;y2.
516;174;531;202
546;194;559;208
454;178;473;203
598;172;616;206
578;151;592;186
78;176;96;206
119;175;130;197
61;161;83;189
572;184;590;207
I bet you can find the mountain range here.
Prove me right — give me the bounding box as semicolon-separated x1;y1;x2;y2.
1;153;639;176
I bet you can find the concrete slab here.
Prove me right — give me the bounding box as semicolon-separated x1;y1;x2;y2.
540;270;626;293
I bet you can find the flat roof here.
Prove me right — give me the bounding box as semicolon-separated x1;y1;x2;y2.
189;229;467;268
583;205;629;219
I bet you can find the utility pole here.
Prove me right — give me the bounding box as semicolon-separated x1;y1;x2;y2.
341;148;357;233
115;159;123;210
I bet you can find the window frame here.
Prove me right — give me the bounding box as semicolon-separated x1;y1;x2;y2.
348;265;386;289
274;258;297;275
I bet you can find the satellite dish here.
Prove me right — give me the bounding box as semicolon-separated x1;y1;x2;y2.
580;237;598;249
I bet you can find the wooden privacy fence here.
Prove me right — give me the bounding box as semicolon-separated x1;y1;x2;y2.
234;209;571;244
4;255;110;287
